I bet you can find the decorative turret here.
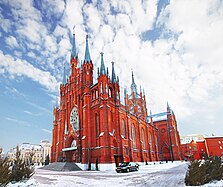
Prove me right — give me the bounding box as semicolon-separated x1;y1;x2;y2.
167;101;170;111
167;101;171;115
70;26;77;60
124;88;127;98
82;35;93;87
107;67;109;76
111;61;116;83
84;35;91;63
131;71;137;93
100;52;106;75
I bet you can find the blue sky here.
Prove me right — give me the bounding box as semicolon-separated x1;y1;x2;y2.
0;0;223;153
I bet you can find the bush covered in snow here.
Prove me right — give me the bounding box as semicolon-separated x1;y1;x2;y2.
0;146;34;187
0;157;11;186
185;156;223;186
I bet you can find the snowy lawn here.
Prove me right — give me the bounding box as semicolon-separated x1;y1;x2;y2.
6;161;223;187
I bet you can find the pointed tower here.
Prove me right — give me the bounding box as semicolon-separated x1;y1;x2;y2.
70;27;79;81
100;52;106;75
111;61;116;83
84;35;91;63
71;27;77;60
167;101;170;110
82;35;93;87
131;71;137;94
98;52;108;97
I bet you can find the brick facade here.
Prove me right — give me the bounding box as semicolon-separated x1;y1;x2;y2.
51;32;182;168
181;136;223;160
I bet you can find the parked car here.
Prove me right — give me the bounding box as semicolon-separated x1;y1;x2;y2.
116;162;139;173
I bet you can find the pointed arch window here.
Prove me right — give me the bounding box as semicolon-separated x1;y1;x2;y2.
105;83;108;93
95;113;99;138
116;91;119;100
122;119;126;138
130;105;134;113
141;128;146;149
95;90;98;98
138;105;141;113
100;83;103;93
64;121;68;135
71;140;76;147
109;88;112;97
132;124;136;149
149;133;153;151
175;132;178;146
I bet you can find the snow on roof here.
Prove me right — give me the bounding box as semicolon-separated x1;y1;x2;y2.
195;140;205;142
147;112;167;122
205;136;223;139
20;143;42;150
181;134;203;137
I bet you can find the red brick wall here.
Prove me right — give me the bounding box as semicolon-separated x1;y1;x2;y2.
51;51;182;165
205;137;223;157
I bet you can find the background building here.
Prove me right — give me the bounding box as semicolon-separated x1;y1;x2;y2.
7;140;51;165
181;135;223;160
51;31;182;170
205;136;223;157
180;134;204;144
148;106;182;161
40;140;51;162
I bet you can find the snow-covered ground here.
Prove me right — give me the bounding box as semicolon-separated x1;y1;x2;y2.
6;161;223;187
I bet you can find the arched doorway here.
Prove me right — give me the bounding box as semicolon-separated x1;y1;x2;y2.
161;146;171;161
64;137;78;162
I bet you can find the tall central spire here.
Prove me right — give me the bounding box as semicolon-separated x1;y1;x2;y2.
100;52;106;75
111;61;116;83
131;71;137;93
71;26;76;59
84;35;91;63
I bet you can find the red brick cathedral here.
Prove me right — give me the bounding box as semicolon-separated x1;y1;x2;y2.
51;31;182;169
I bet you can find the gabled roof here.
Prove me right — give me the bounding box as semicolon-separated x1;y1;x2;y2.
147;112;167;122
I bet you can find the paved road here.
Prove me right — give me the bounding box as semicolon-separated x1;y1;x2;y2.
33;162;189;187
134;163;188;187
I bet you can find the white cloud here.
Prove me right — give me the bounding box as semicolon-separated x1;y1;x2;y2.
5;117;30;126
26;101;51;114
5;36;19;48
1;0;223;136
0;50;58;92
4;86;26;98
41;128;52;134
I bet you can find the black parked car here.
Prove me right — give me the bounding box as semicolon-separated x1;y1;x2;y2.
116;162;139;173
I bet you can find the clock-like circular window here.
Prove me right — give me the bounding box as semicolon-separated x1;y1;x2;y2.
70;107;79;131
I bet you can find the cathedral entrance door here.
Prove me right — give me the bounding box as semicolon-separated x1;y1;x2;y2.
114;154;123;166
65;151;72;162
62;147;78;162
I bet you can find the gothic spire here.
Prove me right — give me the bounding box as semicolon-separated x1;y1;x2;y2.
100;52;106;75
111;61;116;83
84;35;91;63
107;67;109;76
62;63;66;85
167;101;170;112
132;70;135;84
71;26;77;59
131;71;137;93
